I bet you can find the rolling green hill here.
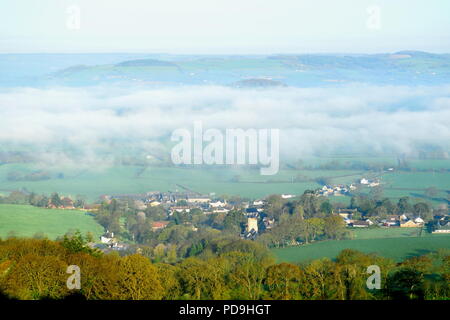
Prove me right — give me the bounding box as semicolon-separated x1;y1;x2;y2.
0;204;104;240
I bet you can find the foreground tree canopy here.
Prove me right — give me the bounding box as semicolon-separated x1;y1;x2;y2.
0;237;448;300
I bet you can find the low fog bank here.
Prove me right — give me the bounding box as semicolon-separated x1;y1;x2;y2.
0;84;449;168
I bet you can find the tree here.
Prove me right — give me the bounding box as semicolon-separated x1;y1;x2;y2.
306;218;325;241
397;197;412;214
226;252;266;299
292;204;304;220
61;230;100;256
371;205;386;219
265;195;285;220
350;197;358;209
358;197;377;216
94;200;123;234
299;191;321;218
155;263;181;299
320;201;333;216
74;199;86;209
413;203;432;220
177;257;229;299
116;254;164;300
265;263;303;299
36;196;49;208
380;198;396;212
68;253;122;300
5;191;29;205
301;258;345;299
387;268;425;300
323;216;347;240
50;193;63;207
223;210;246;233
2;254;68;299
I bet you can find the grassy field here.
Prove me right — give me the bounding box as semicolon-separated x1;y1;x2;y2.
0;157;448;202
380;171;449;204
272;232;450;263
382;171;450;190
350;227;422;239
0;204;104;240
0;163;364;200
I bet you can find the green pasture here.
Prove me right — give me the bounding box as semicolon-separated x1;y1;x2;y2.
0;163;365;200
0;204;104;240
0;158;448;203
272;233;450;263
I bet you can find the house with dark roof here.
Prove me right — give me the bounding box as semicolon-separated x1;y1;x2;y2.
351;220;370;228
432;220;450;233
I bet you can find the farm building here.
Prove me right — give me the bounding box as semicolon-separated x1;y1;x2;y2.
187;195;211;203
209;200;226;208
400;219;423;228
337;208;358;220
351;220;370;228
432;220;450;233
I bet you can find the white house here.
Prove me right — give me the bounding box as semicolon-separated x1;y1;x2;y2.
360;178;369;185
213;208;230;214
210;200;226;208
414;217;424;224
100;232;114;244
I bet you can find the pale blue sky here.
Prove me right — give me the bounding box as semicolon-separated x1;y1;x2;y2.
1;0;449;53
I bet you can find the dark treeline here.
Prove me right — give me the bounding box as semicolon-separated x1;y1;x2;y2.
0;191;85;209
0;236;448;300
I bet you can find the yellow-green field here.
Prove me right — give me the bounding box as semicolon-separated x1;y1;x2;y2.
0;204;104;240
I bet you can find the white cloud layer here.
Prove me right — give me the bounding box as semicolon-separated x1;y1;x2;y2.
0;84;449;167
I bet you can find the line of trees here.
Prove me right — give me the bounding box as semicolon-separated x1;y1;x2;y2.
350;195;437;221
0;191;85;209
0;236;448;300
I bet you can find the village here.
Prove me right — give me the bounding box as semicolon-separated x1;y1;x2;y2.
9;175;447;252
93;186;450;250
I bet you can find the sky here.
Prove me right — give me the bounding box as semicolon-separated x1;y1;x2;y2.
1;0;450;54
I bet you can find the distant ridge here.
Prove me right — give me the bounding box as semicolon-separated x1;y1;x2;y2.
231;78;287;88
115;59;178;67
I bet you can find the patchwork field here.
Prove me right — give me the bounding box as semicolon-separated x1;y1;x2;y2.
272;232;450;263
0;204;104;240
0;156;448;203
0;163;364;200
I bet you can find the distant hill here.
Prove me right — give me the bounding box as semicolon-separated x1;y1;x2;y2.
54;65;91;76
115;59;178;68
231;78;287;88
17;51;450;87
